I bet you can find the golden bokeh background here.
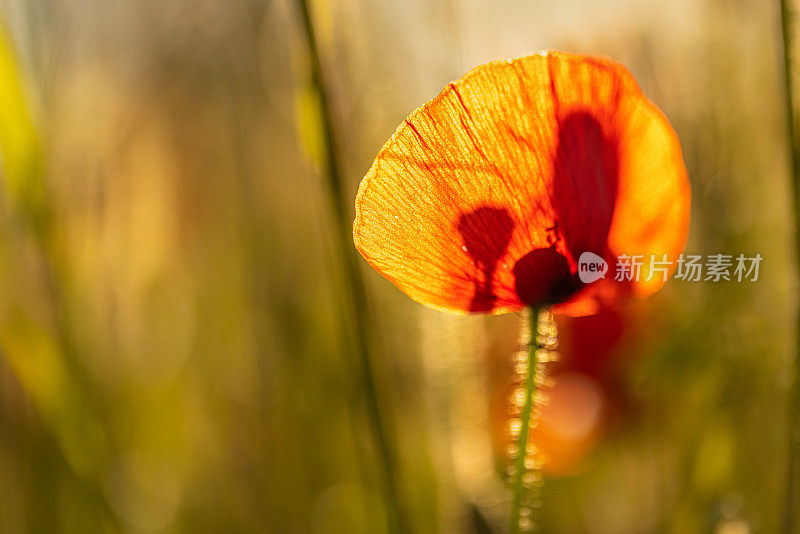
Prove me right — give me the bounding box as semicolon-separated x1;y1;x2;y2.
0;0;795;532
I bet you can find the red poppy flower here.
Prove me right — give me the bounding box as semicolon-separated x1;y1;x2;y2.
354;51;690;316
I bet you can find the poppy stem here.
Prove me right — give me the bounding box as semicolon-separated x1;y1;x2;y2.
780;0;800;531
509;307;546;534
294;1;406;533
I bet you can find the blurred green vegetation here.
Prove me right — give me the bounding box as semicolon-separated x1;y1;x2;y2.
0;0;795;532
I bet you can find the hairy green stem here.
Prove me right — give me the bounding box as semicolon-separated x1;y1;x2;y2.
509;308;541;534
780;0;800;532
294;1;405;532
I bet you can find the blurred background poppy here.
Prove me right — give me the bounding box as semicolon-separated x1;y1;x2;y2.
0;0;794;533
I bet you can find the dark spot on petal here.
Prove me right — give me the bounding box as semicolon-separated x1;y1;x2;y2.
513;247;581;307
457;207;515;312
552;110;619;263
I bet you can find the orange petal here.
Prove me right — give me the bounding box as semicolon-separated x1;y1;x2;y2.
353;51;690;315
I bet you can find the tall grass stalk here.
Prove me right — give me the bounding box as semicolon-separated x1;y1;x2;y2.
294;1;405;532
779;0;800;531
0;18;118;528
